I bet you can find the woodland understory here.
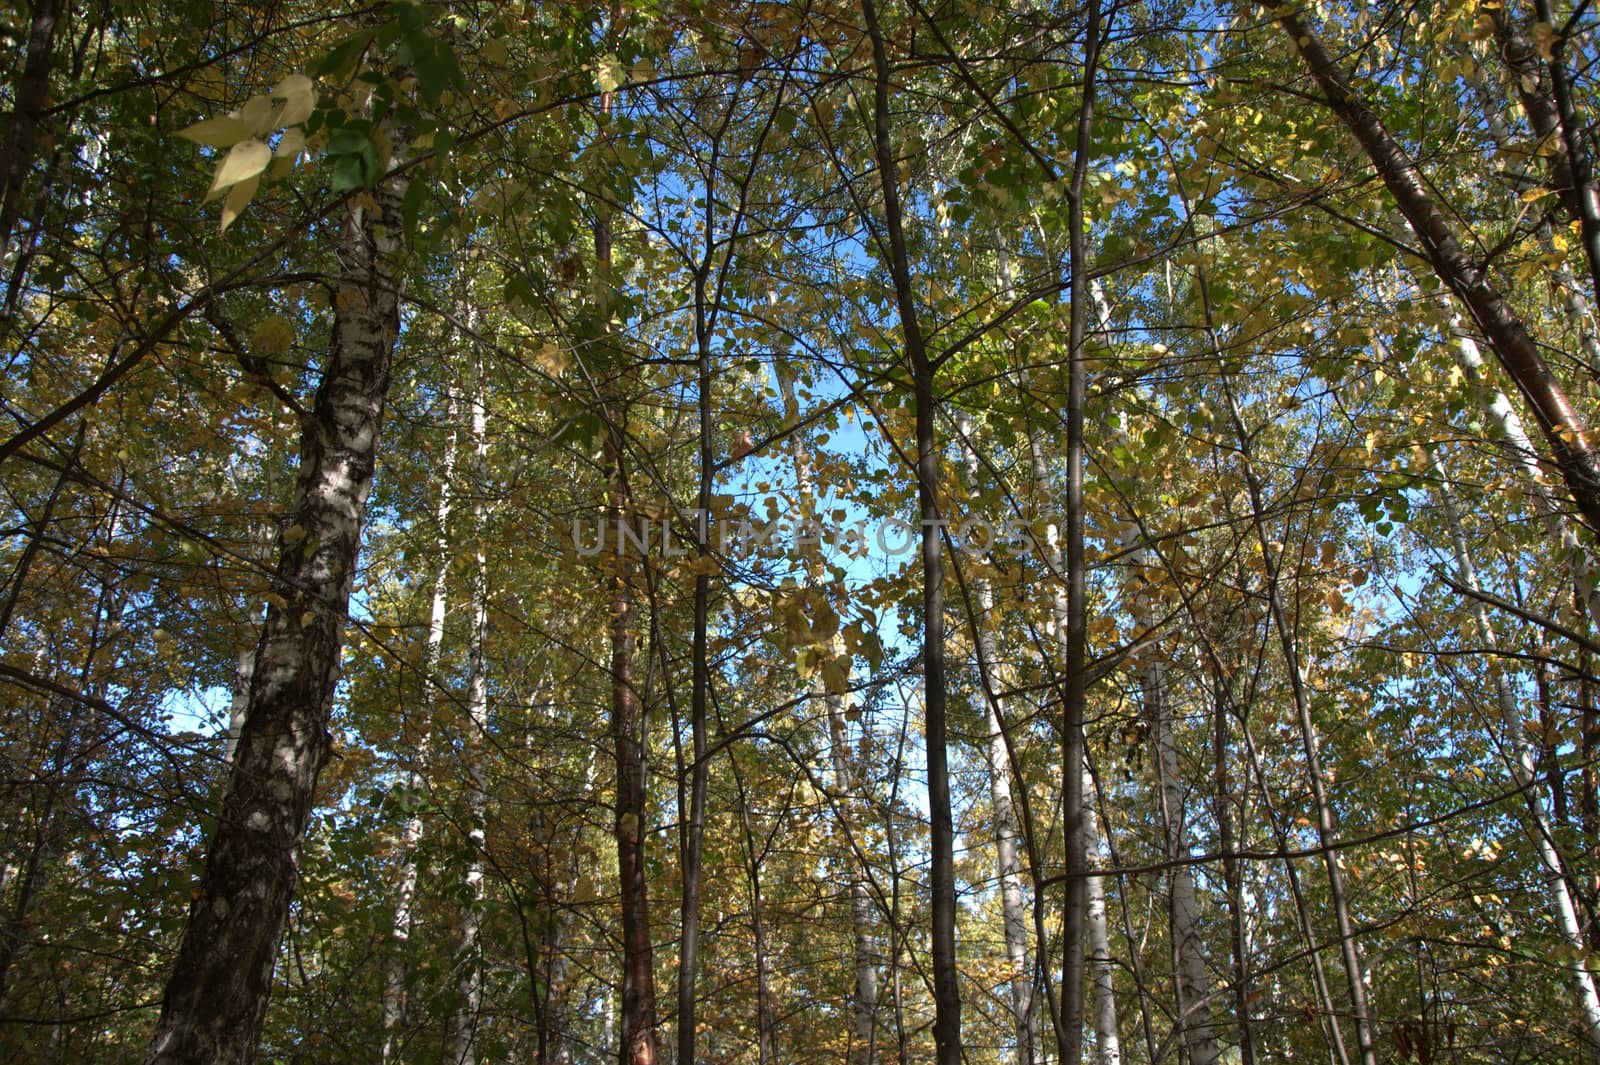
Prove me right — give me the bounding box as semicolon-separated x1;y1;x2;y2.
9;1;1600;1063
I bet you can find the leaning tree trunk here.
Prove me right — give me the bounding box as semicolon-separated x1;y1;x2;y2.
445;361;491;1065
1489;0;1600;312
1264;0;1600;540
1438;315;1600;626
1431;452;1600;1060
146;159;408;1065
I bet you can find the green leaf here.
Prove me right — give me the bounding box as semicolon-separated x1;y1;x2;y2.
313;28;379;79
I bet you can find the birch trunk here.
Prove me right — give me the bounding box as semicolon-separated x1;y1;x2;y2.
1441;317;1600;626
1029;422;1122;1065
147;160;407;1065
1265;0;1600;537
1210;669;1257;1065
445;365;490;1065
1432;453;1600;1061
1141;647;1219;1065
958;414;1037;1065
1060;6;1105;1055
381;400;459;1063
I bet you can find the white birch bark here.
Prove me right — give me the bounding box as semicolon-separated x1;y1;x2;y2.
779;371;878;1063
446;362;490;1065
1443;314;1600;626
1132;555;1219;1065
1432;451;1600;1060
1033;437;1122;1065
957;413;1036;1065
381;397;459;1064
147;135;409;1065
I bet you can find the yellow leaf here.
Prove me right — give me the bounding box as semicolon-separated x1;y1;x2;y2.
220;174;259;231
275;127;306;160
175;115;251;147
205;139;271;202
1532;20;1557;61
273;73;317;126
820;654;851;695
595;53;623;94
237;95;283;135
534;342;567;375
251;315;296;355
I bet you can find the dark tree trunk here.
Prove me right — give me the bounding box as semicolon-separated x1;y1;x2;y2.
0;0;62;269
859;2;959;1060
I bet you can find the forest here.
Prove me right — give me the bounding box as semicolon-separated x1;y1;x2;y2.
7;0;1600;1062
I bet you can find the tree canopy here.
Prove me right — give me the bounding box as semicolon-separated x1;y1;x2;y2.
6;0;1600;1062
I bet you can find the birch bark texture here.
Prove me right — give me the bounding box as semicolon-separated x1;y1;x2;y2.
147;166;408;1065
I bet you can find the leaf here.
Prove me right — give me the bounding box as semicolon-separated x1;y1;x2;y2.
220;175;259;232
205;139;272;202
534;343;567;375
273;74;317;125
595;53;623;94
1531;20;1557;61
275;127;306;160
175;116;251;148
820;654;851;695
237;95;283;135
251;315;296;355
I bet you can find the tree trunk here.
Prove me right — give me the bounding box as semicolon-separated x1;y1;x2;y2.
146;165;407;1065
0;0;62;269
860;2;959;1059
594;184;657;1064
676;186;716;1065
958;414;1037;1065
1265;0;1600;539
609;414;656;1065
445;364;490;1065
381;399;459;1064
1440;315;1600;625
1211;668;1257;1065
1432;452;1600;1061
1488;2;1600;308
1140;643;1220;1065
